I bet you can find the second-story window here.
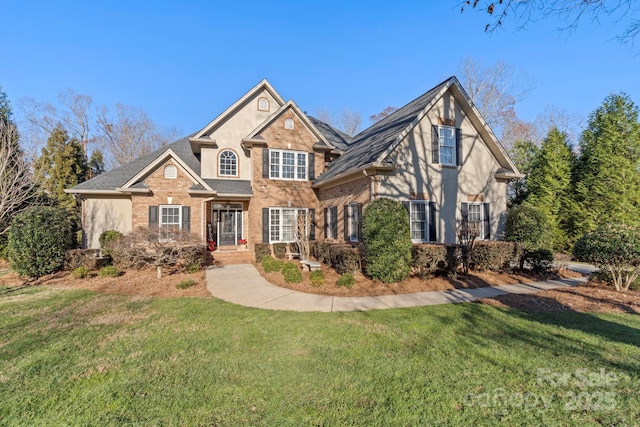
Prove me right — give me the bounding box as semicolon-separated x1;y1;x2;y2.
269;149;307;180
219;150;238;176
258;97;270;111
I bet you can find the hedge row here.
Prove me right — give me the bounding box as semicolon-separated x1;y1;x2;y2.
310;242;361;274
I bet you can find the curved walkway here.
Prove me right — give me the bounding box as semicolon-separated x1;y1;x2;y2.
205;263;595;312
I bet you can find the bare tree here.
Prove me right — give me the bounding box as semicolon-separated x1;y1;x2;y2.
0;123;38;236
315;108;362;136
460;0;640;48
96;103;178;168
456;217;481;275
369;106;398;123
293;210;311;260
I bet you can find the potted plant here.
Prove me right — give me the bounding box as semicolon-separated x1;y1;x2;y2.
238;238;247;249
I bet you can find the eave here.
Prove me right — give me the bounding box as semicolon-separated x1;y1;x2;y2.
313;163;396;189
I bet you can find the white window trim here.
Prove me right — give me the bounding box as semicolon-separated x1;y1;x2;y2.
439;126;456;166
466;202;485;241
159;204;182;242
218;149;238;177
258;97;270;112
284;118;294;130
269;149;307;180
409;201;429;243
269;207;308;243
348;203;360;242
164;165;177;179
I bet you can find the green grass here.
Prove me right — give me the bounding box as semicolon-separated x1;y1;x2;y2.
1;286;639;425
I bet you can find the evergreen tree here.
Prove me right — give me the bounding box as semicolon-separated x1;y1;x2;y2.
526;128;574;251
35;125;88;211
0;84;13;126
88;149;106;178
571;93;640;239
507;139;539;206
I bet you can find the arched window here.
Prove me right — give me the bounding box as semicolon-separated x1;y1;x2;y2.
164;165;177;179
284;118;294;130
258;97;270;111
219;150;238;176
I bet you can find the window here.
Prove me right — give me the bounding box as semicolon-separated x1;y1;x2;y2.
348;203;362;241
467;203;483;239
325;206;338;239
269;149;307;180
160;205;181;241
164;165;177;179
269;208;307;243
258;97;270;111
461;202;490;240
219;150;238;176
439;126;455;165
284;118;294;129
410;201;428;242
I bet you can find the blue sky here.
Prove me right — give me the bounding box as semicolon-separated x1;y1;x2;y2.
2;1;638;138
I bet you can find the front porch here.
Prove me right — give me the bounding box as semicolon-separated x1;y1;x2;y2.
205;201;253;265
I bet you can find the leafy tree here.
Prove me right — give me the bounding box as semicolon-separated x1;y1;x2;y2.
362;198;412;283
7;206;72;277
35;125;88;211
570;93;640;239
526;128;574;251
504;203;551;269
573;223;640;291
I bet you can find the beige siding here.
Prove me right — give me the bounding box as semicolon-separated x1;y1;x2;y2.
82;196;132;249
377;89;508;242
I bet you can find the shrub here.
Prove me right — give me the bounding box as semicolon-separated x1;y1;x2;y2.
254;243;271;263
524;248;554;274
98;265;119;277
505;203;551;269
186;262;200;274
336;273;355;288
99;230;122;257
330;245;361;274
362;198;412;283
273;243;287;260
176;279;196;289
72;266;91;279
63;249;101;271
282;262;303;283
573;223;640;291
7;206;73;278
310;270;324;287
470;241;518;272
262;255;283;273
412;244;448;279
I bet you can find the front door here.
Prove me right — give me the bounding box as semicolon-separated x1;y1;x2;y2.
212;206;243;247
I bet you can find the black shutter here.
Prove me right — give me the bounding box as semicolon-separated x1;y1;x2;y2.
357;203;363;240
262;208;269;243
344;205;349;241
455;128;462;166
308;153;315;180
428;202;436;242
323;208;328;238
461;203;468;222
182;206;191;231
330;206;338;239
483;203;491;240
149;206;158;228
262;148;269;178
402;201;410;214
431;125;440;164
309;209;316;241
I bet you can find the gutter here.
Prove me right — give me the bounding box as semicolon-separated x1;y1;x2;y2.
312;162;396;189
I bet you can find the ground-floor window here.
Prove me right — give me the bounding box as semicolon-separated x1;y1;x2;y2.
160;205;181;241
347;203;362;242
269;207;307;243
409;201;428;242
461;202;490;240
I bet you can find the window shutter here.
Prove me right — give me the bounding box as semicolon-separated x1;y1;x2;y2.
455;128;462;166
182;206;191;231
483;203;491;240
402;201;410;215
431;125;440;164
461;203;468;222
262;208;269;243
323;208;328;238
357;203;363;240
262;148;269;178
344;205;349;241
308;153;315;180
309;209;316;241
330;206;338;239
149;206;158;228
429;202;437;242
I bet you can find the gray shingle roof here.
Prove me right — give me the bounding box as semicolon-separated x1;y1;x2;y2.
313;77;452;185
70;137;199;191
194;179;253;195
307;116;353;151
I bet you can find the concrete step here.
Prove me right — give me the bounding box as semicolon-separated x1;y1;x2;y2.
207;249;253;265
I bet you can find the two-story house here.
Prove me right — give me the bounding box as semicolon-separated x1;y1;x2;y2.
67;77;521;263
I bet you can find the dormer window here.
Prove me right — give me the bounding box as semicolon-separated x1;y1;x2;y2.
284;118;294;130
164;165;177;179
258;97;270;112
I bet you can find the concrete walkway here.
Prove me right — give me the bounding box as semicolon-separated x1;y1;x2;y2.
205;263;595;312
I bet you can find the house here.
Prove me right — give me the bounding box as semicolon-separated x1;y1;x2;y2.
67;77;522;263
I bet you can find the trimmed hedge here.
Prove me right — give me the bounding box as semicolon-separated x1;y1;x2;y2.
254;243;271;263
63;249;102;271
469;241;520;272
311;242;361;275
273;243;287;260
412;244;448;279
262;255;283;273
282;262;303;283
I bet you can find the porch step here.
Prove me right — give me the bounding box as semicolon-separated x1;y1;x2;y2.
206;249;253;266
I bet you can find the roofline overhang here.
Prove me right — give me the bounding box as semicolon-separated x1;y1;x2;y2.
63;189;126;195
188;137;218;146
241;137;268;149
209;193;253;200
115;187;150;194
189;189;218;196
495;171;525;180
313;163;396;189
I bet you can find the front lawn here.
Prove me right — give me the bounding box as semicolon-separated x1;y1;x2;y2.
0;285;638;425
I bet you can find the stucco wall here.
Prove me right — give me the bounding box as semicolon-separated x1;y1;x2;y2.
377;89;508;242
82;196;132;249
